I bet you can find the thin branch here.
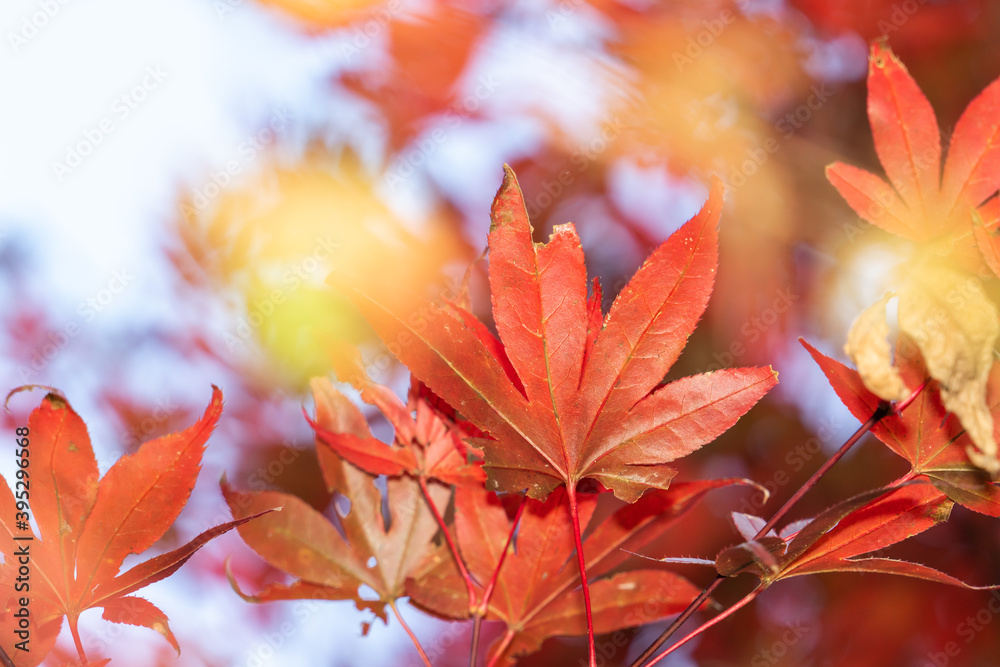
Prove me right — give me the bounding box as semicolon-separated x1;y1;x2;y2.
0;644;14;667
754;400;891;537
69;613;88;665
629;577;723;667
644;586;763;666
471;494;528;667
390;600;432;667
630;380;930;667
470;608;485;665
471;618;484;666
567;486;596;667
628;404;888;666
417;475;477;612
893;378;929;414
485;628;516;667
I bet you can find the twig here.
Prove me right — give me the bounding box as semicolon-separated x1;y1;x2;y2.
69;613;88;665
644;586;763;666
485;629;516;667
390;600;432;667
567;486;596;667
417;475;477;612
471;494;528;667
754;400;891;537
629;380;930;667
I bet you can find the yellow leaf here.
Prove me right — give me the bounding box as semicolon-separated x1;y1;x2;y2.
897;262;999;476
844;294;909;402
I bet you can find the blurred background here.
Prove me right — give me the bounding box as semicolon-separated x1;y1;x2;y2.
2;0;1000;665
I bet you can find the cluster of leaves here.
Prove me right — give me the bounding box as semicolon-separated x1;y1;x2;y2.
689;40;1000;664
716;342;1000;588
831;41;1000;475
221;44;1000;662
222;130;1000;665
223;165;779;665
8;33;1000;667
689;337;1000;664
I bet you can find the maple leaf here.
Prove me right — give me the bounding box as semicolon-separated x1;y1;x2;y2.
714;482;997;591
222;469;446;625
222;383;450;626
0;387;266;666
305;346;485;487
804;338;1000;516
339;6;489;152
333;165;777;503
331;164;777;665
842;294;909;402
407;479;754;665
826;40;1000;249
842;265;1000;474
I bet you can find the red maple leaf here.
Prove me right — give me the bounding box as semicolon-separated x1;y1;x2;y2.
803;338;1000;516
826;41;1000;270
0;387;267;666
319;164;777;665
335;165;776;503
222;379;453;626
305;345;485;487
715;483;992;591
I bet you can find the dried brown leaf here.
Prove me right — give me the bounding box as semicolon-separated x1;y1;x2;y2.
898;263;999;475
844;294;909;402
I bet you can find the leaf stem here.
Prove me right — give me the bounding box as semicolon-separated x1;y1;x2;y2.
390;600;432;667
69;613;88;665
644;586;763;666
486;628;516;667
893;379;928;414
566;485;596;667
417;475;477;612
754;400;891;537
631;577;722;667
629;384;932;667
471;494;528;667
0;644;15;667
471;620;483;665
